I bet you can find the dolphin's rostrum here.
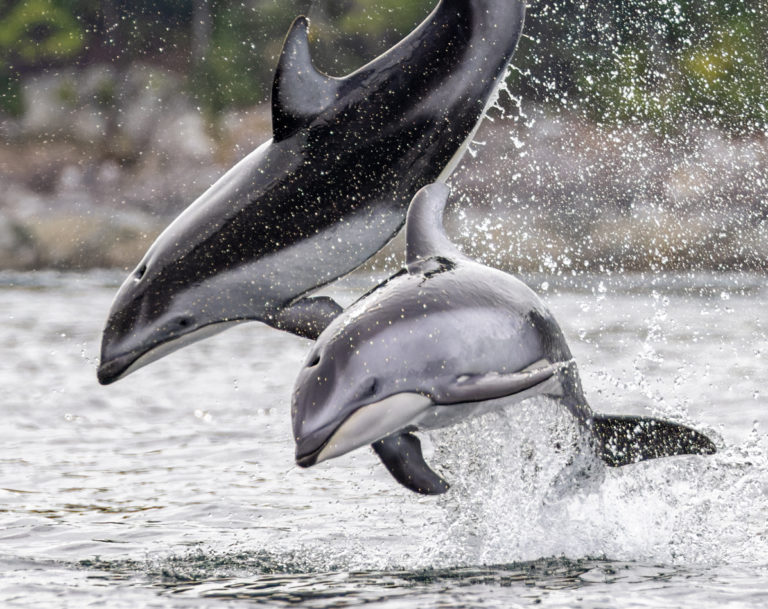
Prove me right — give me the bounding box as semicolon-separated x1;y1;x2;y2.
98;0;527;384
291;184;717;494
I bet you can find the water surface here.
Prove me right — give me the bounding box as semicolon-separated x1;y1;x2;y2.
1;271;766;607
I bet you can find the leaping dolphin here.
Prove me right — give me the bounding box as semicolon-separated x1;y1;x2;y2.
97;0;526;384
291;184;716;494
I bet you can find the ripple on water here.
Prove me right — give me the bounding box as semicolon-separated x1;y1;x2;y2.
1;272;768;607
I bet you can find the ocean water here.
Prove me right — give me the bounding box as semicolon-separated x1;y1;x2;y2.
1;270;766;608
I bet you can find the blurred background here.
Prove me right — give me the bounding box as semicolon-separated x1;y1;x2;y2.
0;0;765;272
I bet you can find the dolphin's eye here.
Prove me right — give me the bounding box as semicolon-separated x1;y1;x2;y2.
170;316;193;330
307;354;320;367
135;264;147;280
365;378;378;397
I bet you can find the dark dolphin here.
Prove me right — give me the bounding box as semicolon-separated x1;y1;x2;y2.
98;0;526;384
291;184;717;494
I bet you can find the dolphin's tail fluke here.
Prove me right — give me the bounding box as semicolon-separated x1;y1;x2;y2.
590;414;716;467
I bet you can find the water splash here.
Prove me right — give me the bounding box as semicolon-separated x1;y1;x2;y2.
412;400;768;568
422;399;599;565
73;399;768;583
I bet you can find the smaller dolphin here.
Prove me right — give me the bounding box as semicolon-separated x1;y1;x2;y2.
291;184;716;494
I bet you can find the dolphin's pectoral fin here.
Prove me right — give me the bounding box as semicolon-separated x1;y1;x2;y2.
434;362;557;405
591;414;717;467
372;432;449;495
272;16;340;141
271;296;343;340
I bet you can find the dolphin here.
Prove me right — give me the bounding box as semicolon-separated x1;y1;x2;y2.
291;184;717;494
97;0;527;384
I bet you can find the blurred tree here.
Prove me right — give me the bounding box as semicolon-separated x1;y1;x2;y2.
0;0;87;115
190;0;302;114
0;0;84;64
0;0;764;134
516;0;767;134
191;0;213;64
304;0;433;75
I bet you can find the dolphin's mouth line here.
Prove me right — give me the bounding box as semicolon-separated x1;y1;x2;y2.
294;401;383;467
97;348;146;385
98;321;243;385
295;393;433;467
97;341;170;385
295;418;345;468
295;441;330;468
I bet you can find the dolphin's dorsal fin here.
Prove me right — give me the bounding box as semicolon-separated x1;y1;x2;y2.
272;16;340;141
405;183;465;267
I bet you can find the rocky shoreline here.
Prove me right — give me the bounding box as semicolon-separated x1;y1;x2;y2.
1;65;765;273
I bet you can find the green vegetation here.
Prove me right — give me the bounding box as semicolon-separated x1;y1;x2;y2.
515;0;767;134
0;0;83;63
0;0;765;133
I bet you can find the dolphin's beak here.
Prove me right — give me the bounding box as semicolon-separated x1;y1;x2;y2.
294;420;341;468
293;393;432;467
97;321;145;384
98;320;240;385
97;350;136;385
